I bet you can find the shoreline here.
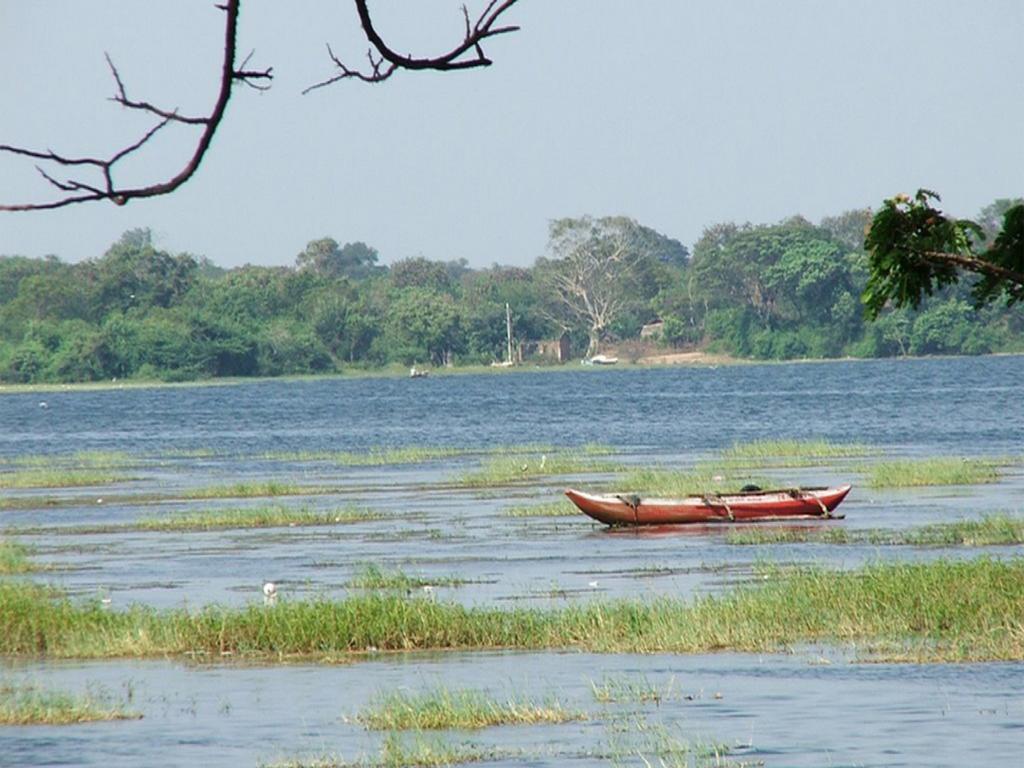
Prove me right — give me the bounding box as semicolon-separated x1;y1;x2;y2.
0;351;1020;395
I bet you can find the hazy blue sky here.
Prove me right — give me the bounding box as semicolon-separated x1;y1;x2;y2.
1;1;1021;269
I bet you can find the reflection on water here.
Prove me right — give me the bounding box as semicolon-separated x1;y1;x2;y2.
1;356;1023;765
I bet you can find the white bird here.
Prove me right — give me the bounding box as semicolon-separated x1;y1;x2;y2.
539;454;547;470
262;582;278;605
38;401;47;409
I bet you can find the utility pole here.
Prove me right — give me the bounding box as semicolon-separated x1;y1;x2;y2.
506;302;513;365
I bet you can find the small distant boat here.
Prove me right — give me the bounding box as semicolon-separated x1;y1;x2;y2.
583;354;618;365
565;484;852;526
409;366;429;378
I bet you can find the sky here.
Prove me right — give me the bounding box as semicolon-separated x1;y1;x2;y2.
1;1;1022;270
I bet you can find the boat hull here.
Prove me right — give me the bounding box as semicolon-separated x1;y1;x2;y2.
565;484;852;526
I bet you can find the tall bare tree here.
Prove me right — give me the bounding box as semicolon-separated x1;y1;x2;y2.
541;216;651;357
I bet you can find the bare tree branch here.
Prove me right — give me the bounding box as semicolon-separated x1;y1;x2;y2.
0;0;272;212
1;0;520;211
304;0;521;93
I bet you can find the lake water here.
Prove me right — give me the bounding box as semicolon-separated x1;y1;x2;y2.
1;356;1022;767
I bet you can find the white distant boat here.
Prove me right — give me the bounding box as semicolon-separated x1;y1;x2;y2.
583;354;618;365
409;366;429;378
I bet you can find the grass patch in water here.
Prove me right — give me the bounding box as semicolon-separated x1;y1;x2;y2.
267;733;502;768
726;515;1024;547
617;468;774;497
10;506;384;536
183;481;325;499
457;451;623;487
717;439;876;467
579;442;615;456
349;564;467;590
259;443;607;468
726;526;855;546
0;469;124;489
262;447;471;466
902;515;1024;546
864;457;1002;488
590;675;678;705
355;686;584;730
4;450;137;470
0;683;139;725
0;539;36;574
2;558;1021;663
137;505;383;532
504;500;580;518
601;717;736;768
158;447;217;459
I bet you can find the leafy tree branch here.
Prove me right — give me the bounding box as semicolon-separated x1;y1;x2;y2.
864;190;1024;318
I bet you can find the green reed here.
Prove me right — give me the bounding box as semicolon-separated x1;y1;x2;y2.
183;481;323;499
2;558;1020;663
266;733;502;768
590;674;678;705
136;505;384;532
261;447;471;466
600;716;734;768
0;683;139;725
457;452;622;487
726;515;1024;547
617;468;774;497
349;564;467;590
355;686;583;730
4;450;137;469
504;500;580;517
0;469;124;489
864;457;1003;487
0;539;36;574
718;439;876;467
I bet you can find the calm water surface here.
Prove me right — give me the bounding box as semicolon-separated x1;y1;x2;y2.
1;356;1022;767
1;355;1022;458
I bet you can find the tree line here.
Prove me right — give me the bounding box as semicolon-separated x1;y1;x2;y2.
1;200;1021;384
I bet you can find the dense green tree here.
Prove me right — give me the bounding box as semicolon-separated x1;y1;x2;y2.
256;320;334;375
820;208;873;254
85;229;197;317
689;217;868;358
45;320;105;382
388;257;454;293
311;290;379;363
295;238;385;280
0;270;85;341
1;203;1021;385
458;266;552;362
383;287;462;365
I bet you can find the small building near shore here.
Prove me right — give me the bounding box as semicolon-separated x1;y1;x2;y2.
519;332;571;363
640;320;664;340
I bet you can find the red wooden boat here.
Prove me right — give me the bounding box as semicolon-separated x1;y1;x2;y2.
565;484;852;526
